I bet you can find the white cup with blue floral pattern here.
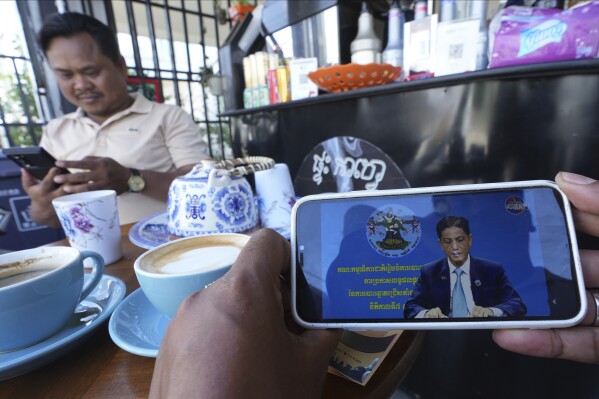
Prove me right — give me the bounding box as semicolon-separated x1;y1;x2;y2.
255;163;296;230
52;190;122;265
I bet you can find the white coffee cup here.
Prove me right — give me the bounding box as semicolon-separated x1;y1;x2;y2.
52;190;122;265
134;233;250;318
0;246;105;352
254;163;296;229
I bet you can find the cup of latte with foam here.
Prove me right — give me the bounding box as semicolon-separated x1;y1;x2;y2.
134;233;250;318
0;246;105;352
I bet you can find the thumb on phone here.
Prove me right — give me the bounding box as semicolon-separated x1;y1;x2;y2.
21;168;37;189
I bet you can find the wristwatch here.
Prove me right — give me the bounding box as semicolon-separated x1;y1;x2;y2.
127;168;146;193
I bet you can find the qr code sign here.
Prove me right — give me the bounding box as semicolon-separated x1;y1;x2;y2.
449;43;463;59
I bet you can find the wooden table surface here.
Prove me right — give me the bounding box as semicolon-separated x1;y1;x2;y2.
0;224;423;398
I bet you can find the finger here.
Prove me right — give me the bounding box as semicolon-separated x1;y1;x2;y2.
571;209;599;238
233;228;291;279
493;327;599;364
581;250;599;288
54;170;96;185
218;229;290;321
280;274;302;333
61;182;94;194
556;172;599;214
556;172;599;237
36;167;64;191
20;168;37;189
55;157;99;170
581;291;597;326
300;328;342;356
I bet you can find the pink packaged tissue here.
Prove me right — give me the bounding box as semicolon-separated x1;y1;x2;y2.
489;1;599;68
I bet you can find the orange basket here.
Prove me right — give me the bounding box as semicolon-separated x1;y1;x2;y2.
308;63;402;93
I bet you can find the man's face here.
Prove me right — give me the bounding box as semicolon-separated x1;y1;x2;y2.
46;32;130;124
439;226;472;267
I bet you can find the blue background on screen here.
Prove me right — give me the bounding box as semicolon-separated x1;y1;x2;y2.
319;188;569;320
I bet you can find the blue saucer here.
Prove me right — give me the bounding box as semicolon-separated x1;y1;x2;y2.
0;275;126;381
108;288;169;358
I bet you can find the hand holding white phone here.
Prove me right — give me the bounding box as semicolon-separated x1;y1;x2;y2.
291;181;586;330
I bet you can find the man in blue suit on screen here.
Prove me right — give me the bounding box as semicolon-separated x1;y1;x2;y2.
404;216;526;318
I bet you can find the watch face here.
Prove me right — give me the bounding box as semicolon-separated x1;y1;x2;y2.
128;175;145;192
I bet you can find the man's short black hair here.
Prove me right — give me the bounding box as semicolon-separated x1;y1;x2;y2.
436;216;471;239
38;12;121;65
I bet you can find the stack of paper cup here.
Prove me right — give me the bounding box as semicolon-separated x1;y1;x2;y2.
254;163;296;230
52;190;123;265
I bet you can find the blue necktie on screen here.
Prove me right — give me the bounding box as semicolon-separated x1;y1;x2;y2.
452;268;468;317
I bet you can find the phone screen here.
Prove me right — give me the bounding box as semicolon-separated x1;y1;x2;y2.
293;184;582;326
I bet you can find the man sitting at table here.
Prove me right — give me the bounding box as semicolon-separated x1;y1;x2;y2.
22;12;209;226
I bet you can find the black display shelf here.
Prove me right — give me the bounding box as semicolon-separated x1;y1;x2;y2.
220;59;599;117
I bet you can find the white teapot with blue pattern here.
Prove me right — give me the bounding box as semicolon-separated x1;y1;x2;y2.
167;157;274;237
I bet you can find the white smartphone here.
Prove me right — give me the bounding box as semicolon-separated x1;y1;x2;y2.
291;181;587;330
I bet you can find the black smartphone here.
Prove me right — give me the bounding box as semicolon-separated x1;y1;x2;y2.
2;146;69;181
291;181;586;330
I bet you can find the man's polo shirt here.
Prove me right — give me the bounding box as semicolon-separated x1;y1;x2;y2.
40;94;208;224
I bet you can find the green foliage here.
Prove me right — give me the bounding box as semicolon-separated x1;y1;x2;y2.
0;31;42;146
6;125;41;147
199;122;233;160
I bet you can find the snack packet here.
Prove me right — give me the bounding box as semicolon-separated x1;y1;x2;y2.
489;1;599;68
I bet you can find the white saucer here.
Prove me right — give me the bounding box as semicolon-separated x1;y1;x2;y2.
108;288;169;358
0;275;126;381
129;212;292;250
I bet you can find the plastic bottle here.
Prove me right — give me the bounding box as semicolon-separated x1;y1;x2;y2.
351;3;382;64
469;0;489;70
440;0;456;22
382;0;405;72
414;0;428;20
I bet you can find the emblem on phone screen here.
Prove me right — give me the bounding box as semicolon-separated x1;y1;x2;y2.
366;205;421;257
505;196;528;215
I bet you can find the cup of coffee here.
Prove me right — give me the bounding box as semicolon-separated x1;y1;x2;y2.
0;246;105;352
134;233;250;318
52;190;122;265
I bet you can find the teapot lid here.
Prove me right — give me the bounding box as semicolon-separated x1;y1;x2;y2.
177;157;275;181
212;156;275;177
179;160;217;181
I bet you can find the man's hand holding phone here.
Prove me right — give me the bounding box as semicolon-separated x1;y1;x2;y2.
21;166;69;228
493;172;599;364
21;154;131;227
52;156;130;195
292;179;584;331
